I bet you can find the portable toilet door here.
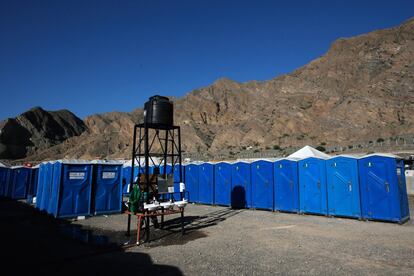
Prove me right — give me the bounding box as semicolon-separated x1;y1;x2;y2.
92;163;123;215
214;162;232;206
358;154;410;223
298;157;328;215
10;167;31;199
251;160;274;210
199;163;214;205
184;164;199;203
274;159;299;213
231;162;252;208
326;156;361;218
50;161;93;218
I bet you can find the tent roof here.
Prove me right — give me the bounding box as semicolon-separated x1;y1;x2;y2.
288;145;331;160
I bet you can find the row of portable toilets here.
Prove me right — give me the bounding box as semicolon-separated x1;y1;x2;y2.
183;154;410;223
0;161;124;219
0;165;39;202
1;153;410;223
35;160;123;218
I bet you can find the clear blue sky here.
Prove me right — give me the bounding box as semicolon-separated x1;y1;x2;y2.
0;0;413;119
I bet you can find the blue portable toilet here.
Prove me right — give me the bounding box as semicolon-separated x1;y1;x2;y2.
49;160;93;218
198;162;214;205
358;154;410;223
231;161;252;208
274;158;299;213
251;160;274;210
92;161;123;215
0;165;10;197
298;157;328;215
326;155;361;218
214;162;232;206
184;163;199;203
9;166;31;199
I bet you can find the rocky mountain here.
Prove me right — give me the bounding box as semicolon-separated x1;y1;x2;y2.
0;107;87;159
4;17;414;161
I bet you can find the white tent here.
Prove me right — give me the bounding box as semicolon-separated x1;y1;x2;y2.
122;157;161;167
288;145;331;160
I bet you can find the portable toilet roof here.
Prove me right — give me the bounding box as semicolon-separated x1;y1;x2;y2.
288;145;330;160
11;165;30;169
91;160;123;165
0;161;7;168
327;154;362;160
277;157;301;161
360;153;402;159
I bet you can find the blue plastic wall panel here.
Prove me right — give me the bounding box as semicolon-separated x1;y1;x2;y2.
35;163;46;209
251;160;274;210
214;162;232;206
326;157;361;218
299;158;328;215
396;159;410;221
49;162;62;215
53;163;93;218
27;168;38;197
173;165;183;200
0;167;10;197
10;167;31;199
26;168;39;203
5;169;13;198
184;164;199;203
231;162;252;208
39;162;55;212
122;166;131;194
93;164;123;215
198;163;214;205
358;155;410;223
274;159;299;212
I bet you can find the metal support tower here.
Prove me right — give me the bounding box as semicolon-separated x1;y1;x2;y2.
126;122;184;242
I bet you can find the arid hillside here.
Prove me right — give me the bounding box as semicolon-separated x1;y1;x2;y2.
2;17;413;161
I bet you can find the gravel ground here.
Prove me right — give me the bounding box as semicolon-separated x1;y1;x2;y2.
71;197;414;275
2;197;414;275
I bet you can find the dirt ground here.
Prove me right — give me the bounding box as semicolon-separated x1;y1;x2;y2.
1;197;414;275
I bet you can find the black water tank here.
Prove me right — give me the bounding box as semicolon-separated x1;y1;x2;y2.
144;95;173;126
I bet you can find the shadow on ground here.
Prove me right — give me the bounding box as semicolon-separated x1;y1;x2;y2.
141;207;243;247
0;198;183;275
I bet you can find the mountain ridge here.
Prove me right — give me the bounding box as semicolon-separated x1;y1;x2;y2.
2;17;414;161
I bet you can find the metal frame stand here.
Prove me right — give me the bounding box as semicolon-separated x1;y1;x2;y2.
126;123;184;244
